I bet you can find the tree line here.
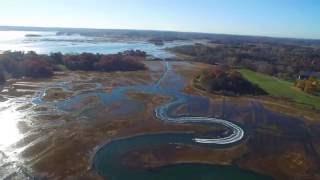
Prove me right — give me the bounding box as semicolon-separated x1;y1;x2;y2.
0;50;147;83
171;43;320;81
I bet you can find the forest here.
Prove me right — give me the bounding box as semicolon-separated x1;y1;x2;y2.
170;42;320;81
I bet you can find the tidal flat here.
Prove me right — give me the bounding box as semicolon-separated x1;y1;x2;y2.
0;60;319;180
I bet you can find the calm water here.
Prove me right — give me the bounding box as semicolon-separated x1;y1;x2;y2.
0;30;189;58
94;133;272;180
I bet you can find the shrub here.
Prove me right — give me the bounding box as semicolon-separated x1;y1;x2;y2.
50;52;63;65
63;53;99;71
0;51;54;79
22;59;53;78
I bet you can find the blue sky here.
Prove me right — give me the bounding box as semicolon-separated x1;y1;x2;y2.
0;0;319;39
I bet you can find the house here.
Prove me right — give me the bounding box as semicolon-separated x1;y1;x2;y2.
298;71;320;80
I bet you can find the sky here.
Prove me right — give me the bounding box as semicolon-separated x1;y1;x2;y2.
0;0;319;39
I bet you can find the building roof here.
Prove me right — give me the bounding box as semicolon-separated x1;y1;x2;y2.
299;71;320;79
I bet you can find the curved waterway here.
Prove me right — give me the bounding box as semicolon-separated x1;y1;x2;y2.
94;134;272;180
91;62;271;180
35;61;271;179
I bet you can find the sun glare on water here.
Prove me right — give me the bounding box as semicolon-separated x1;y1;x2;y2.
0;31;27;42
0;101;23;147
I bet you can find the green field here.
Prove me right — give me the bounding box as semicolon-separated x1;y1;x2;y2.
239;69;320;109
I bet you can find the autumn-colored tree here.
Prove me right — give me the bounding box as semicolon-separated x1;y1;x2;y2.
295;80;305;90
121;50;147;57
0;51;147;79
22;59;53;78
197;66;267;95
304;80;316;94
94;54;146;72
50;52;63;65
209;66;226;78
170;43;320;80
63;53;99;71
295;76;320;95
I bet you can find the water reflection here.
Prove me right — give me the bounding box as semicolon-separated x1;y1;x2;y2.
0;31;28;41
0;100;23;147
0;30;192;58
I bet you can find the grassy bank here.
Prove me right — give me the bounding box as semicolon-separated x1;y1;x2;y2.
239;69;320;109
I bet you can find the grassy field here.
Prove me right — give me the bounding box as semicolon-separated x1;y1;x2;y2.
239;69;320;109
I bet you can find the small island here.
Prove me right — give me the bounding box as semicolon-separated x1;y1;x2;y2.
148;38;165;46
25;34;42;37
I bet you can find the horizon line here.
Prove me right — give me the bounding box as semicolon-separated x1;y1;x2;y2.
0;24;319;41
